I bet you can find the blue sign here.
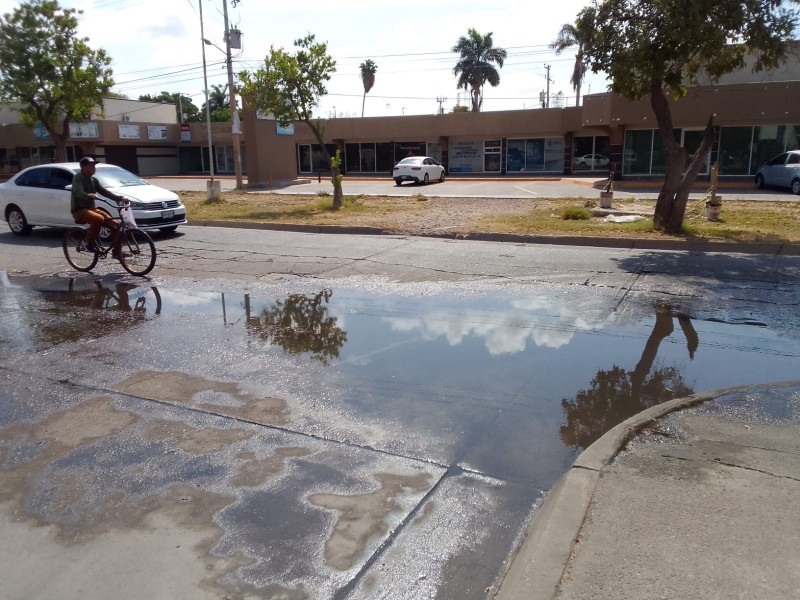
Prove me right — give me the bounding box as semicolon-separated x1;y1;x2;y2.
33;124;51;140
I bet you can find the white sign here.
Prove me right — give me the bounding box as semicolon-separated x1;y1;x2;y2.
118;124;140;140
448;140;483;173
147;125;168;140
69;122;99;139
276;122;294;135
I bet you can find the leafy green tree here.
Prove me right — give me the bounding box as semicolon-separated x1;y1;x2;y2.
239;34;343;209
452;29;507;112
575;0;800;233
0;0;113;161
139;91;200;123
549;23;588;107
359;59;377;117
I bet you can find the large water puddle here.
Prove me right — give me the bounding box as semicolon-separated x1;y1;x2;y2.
2;272;799;489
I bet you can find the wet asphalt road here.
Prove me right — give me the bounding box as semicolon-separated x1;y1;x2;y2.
1;222;799;599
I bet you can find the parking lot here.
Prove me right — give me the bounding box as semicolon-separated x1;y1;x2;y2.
146;174;798;202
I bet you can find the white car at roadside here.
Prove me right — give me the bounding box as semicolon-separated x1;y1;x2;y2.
0;162;187;236
392;156;445;186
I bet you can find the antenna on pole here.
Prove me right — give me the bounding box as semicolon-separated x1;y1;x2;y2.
436;96;447;114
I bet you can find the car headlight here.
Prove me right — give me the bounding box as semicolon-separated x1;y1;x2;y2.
129;201;145;210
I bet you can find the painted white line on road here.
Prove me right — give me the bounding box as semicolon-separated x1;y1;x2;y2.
514;186;541;196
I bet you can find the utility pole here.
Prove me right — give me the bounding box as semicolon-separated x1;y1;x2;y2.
198;0;216;199
544;64;552;109
436;96;447;114
223;0;244;190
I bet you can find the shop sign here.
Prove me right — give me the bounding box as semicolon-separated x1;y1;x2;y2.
147;125;168;140
118;124;140;139
449;140;483;173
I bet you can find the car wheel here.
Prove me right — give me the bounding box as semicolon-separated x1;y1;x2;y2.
423;173;430;185
7;206;32;236
755;174;765;189
160;225;179;234
792;179;800;195
439;170;445;183
579;161;588;168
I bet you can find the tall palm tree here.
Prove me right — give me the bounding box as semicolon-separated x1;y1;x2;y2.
452;29;507;112
359;59;377;117
550;23;588;107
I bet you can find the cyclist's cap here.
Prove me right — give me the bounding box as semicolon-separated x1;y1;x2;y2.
79;157;98;166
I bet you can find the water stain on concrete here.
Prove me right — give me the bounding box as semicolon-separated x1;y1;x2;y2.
114;370;289;425
1;395;138;448
147;419;255;454
413;499;437;525
0;396;300;598
230;447;313;487
309;472;432;571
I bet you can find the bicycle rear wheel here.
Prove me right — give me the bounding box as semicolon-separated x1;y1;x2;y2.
63;228;98;272
117;228;156;276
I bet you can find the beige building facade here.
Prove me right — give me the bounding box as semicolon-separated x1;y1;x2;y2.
1;71;798;186
243;79;800;187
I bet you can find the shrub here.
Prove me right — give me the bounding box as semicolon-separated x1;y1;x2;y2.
561;206;590;220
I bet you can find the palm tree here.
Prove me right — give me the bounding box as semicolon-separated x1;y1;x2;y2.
452;29;507;112
550;23;588;107
359;59;377;117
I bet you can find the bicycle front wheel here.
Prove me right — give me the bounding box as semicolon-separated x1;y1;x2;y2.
117;228;156;276
63;228;98;272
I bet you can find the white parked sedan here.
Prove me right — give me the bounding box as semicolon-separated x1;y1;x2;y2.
0;162;188;236
392;156;445;186
754;150;800;195
573;154;610;169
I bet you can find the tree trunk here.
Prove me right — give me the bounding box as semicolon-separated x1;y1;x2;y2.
304;119;342;210
649;82;716;234
361;92;366;118
46;119;71;162
471;86;481;112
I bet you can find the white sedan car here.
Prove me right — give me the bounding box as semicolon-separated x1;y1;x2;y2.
392;156;445;186
573;154;610;169
0;162;187;236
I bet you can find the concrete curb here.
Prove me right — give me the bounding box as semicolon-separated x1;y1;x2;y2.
492;380;800;600
188;220;800;256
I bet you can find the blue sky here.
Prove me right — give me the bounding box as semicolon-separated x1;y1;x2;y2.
0;0;610;118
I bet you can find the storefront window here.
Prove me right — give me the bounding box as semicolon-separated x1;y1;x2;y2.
719;127;753;175
376;143;394;172
298;145;311;173
506;138;563;172
345;143;378;172
345;143;360;172
507;140;525;172
573;136;611;171
394;142;426;162
752;125;790;171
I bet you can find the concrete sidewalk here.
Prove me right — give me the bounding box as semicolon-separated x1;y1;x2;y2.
495;381;800;600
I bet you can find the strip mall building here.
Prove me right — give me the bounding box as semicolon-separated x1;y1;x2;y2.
1;54;799;186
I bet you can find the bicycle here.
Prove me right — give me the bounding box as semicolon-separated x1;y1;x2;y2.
63;198;157;277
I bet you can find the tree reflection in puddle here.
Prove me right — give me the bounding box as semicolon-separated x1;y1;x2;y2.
244;289;347;365
560;304;697;450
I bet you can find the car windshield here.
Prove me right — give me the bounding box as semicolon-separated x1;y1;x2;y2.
93;166;148;188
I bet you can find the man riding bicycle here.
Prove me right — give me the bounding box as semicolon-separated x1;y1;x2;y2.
70;157;129;254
